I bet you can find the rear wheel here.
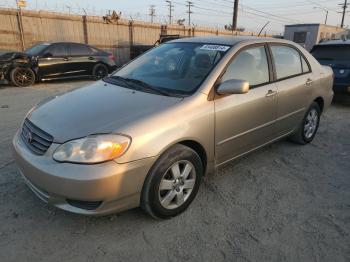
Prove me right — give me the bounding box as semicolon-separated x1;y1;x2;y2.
92;64;108;80
141;144;203;219
10;67;35;87
290;102;321;144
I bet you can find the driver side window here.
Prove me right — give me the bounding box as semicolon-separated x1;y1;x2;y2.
221;45;270;87
46;44;68;57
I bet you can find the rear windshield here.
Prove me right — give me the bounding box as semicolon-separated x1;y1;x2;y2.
311;45;350;61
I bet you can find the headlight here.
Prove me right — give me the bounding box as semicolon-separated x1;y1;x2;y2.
53;134;131;164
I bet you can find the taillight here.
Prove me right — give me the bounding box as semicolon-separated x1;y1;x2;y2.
109;55;115;61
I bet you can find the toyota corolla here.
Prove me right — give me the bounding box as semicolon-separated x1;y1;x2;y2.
13;36;333;218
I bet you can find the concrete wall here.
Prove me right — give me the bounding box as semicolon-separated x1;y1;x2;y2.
317;24;345;43
0;8;269;65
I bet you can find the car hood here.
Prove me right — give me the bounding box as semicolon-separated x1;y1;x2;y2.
0;52;30;62
27;81;183;143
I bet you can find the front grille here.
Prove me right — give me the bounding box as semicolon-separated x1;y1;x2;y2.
66;199;102;210
20;118;53;155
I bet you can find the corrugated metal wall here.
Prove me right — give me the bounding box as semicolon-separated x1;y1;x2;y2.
0;8;267;65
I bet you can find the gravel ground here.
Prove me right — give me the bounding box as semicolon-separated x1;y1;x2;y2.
0;80;349;262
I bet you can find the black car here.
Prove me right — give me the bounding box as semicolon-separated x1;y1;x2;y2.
130;34;186;59
0;42;117;87
311;39;350;96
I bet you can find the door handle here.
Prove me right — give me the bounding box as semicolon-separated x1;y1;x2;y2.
306;78;313;85
88;56;95;60
265;90;277;97
63;57;70;61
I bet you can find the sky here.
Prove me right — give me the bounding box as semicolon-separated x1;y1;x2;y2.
0;0;348;35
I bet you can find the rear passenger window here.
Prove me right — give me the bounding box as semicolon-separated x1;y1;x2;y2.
221;46;270;87
271;46;302;79
69;44;93;56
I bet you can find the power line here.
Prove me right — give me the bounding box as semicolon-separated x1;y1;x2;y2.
186;1;193;26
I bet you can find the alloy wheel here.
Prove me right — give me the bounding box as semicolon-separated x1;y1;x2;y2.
158;160;196;210
304;108;319;139
14;68;34;86
96;66;108;79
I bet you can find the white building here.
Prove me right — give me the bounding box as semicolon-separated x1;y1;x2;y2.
284;24;345;51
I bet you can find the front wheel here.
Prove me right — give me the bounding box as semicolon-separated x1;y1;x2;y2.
141;144;203;219
290;102;321;144
10;67;36;87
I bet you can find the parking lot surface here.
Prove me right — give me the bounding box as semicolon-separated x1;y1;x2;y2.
0;80;349;262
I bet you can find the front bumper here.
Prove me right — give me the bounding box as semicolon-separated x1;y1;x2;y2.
12;131;156;215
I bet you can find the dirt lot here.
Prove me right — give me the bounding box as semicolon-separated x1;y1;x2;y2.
0;80;349;262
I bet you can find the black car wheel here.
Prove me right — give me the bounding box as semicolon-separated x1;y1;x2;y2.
10;67;36;87
92;64;108;80
141;144;203;219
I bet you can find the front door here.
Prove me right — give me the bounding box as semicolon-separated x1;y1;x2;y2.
214;44;278;165
38;43;71;79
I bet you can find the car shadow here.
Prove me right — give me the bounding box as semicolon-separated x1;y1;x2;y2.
0;77;95;89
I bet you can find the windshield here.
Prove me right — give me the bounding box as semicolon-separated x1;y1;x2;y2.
25;43;50;56
106;42;230;96
311;45;350;61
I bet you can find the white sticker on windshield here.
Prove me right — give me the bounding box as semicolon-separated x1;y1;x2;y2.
200;45;230;52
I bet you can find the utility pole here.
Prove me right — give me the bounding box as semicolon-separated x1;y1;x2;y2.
16;0;26;51
149;5;156;23
325;9;329;25
314;7;329;24
186;1;193;26
166;0;173;24
232;0;239;31
339;0;349;28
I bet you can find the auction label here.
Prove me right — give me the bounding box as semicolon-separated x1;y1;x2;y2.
200;45;230;52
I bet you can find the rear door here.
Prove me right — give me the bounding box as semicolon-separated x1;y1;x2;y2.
67;43;96;76
269;44;313;135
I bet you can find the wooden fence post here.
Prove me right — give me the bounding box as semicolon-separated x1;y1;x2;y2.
161;25;167;35
129;21;134;47
16;8;25;50
82;15;88;44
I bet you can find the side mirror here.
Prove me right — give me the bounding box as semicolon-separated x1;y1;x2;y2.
217;79;249;95
42;52;53;58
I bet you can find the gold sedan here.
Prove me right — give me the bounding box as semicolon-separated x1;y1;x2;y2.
13;36;334;218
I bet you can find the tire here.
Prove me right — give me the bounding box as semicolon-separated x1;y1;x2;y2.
10;67;36;87
289;102;321;145
92;63;108;80
141;144;203;219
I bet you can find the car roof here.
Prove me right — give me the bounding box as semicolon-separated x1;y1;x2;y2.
315;39;350;46
169;36;283;46
37;42;89;46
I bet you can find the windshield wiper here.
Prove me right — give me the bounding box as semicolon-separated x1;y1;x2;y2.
106;75;134;89
123;78;172;96
105;76;176;97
